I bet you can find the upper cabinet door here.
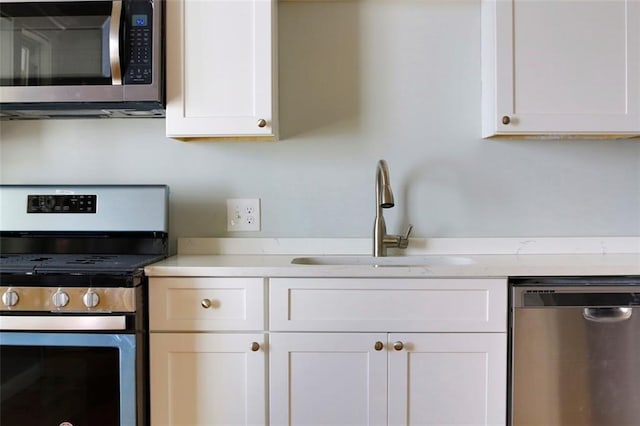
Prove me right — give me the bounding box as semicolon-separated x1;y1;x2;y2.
166;0;277;141
482;0;640;138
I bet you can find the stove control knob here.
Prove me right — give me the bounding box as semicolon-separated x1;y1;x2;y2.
52;289;70;308
83;290;100;308
2;289;19;307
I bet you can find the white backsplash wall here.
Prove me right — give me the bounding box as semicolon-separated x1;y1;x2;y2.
1;0;639;246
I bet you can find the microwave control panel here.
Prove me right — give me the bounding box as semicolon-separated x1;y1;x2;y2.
124;0;153;84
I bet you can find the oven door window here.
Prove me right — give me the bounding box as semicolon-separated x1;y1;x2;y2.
0;332;136;426
0;2;114;86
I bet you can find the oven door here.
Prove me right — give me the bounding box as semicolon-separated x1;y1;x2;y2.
0;331;136;426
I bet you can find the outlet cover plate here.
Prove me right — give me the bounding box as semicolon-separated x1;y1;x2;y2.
227;198;261;231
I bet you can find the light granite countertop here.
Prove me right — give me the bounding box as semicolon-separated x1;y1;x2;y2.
145;237;640;278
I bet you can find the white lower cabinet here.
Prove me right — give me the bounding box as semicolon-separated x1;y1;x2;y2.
149;277;267;426
270;333;388;425
149;276;507;426
270;333;506;426
269;278;507;426
150;333;267;426
387;332;506;426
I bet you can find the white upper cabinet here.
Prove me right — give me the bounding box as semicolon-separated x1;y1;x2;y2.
166;0;277;141
482;0;640;137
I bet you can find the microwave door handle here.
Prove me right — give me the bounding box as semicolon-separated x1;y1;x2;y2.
109;0;123;85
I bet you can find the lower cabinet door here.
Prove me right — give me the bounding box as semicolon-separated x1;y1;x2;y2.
150;333;266;426
388;333;507;426
270;333;388;426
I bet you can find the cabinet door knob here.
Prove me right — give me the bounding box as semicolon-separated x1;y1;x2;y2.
501;115;511;125
374;341;384;351
201;298;212;309
251;342;260;352
257;119;267;128
393;341;404;351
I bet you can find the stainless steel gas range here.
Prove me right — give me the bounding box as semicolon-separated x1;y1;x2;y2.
0;185;169;426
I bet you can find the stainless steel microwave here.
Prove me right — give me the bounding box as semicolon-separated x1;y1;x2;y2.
0;0;163;119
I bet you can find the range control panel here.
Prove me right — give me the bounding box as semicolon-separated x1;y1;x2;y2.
27;195;97;214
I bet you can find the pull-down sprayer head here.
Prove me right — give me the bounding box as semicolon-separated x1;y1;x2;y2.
376;159;394;208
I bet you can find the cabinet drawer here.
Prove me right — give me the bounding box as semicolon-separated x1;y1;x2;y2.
150;277;265;331
270;278;507;332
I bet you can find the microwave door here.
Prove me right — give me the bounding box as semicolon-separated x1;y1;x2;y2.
0;0;125;101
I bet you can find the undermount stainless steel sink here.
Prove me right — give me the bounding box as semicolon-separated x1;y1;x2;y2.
291;255;476;267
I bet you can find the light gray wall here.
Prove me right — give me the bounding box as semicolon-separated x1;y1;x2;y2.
2;0;639;248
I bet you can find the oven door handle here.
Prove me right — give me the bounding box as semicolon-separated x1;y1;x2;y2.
109;0;123;85
0;315;127;331
583;307;633;323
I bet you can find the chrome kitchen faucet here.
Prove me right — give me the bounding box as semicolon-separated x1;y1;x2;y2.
373;159;412;257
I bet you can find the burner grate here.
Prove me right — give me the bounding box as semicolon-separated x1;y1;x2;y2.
0;253;165;274
66;255;118;265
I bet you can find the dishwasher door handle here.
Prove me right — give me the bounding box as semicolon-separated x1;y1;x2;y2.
583;307;633;323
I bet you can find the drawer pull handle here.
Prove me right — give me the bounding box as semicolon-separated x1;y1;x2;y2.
257;119;267;128
251;342;260;352
374;341;384;351
393;341;404;351
201;299;212;309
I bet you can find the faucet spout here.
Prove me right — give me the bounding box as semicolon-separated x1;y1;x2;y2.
376;159;394;209
373;159;412;257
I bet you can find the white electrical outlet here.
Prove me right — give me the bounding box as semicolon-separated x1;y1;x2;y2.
227;198;261;231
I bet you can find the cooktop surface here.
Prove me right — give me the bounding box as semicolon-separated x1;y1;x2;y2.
0;253;165;274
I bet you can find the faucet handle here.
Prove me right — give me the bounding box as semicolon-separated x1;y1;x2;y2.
398;225;413;249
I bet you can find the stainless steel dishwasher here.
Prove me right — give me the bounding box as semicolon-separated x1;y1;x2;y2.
510;276;640;426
